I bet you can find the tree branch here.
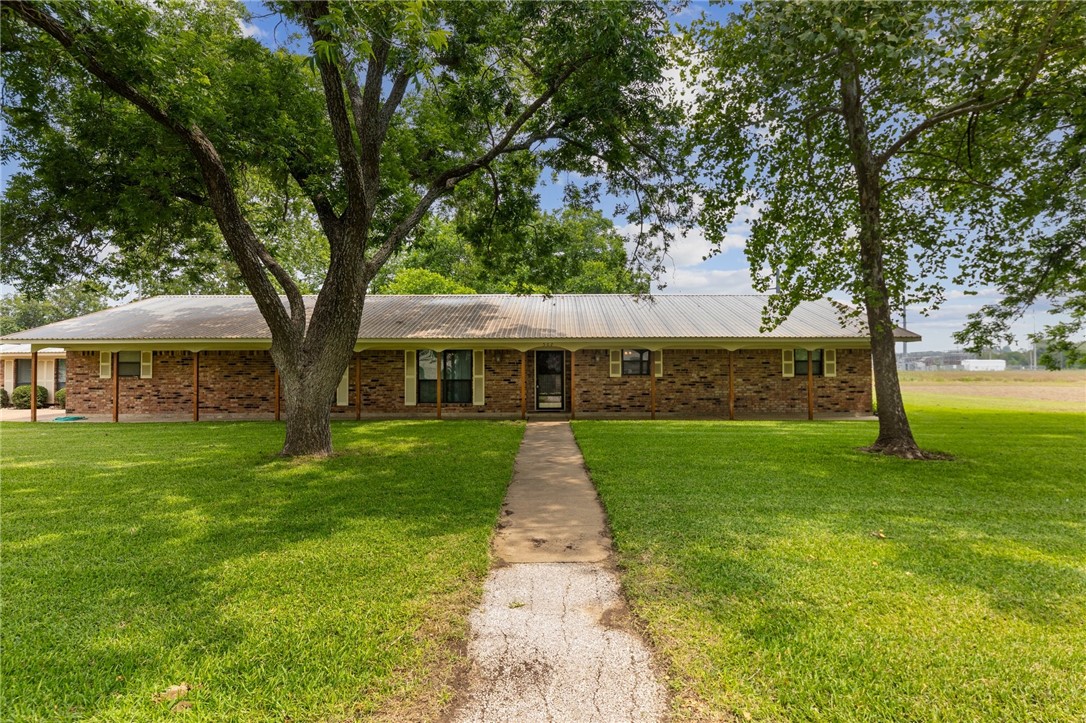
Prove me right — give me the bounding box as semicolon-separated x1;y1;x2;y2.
877;1;1067;167
6;0;305;338
298;0;367;220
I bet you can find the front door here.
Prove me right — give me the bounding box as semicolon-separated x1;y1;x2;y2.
535;350;564;410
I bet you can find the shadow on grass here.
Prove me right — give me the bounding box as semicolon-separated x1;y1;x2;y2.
1;419;523;720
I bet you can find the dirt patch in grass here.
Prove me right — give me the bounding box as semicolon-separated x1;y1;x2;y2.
901;382;1083;403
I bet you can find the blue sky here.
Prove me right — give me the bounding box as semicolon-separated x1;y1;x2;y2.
2;1;1058;353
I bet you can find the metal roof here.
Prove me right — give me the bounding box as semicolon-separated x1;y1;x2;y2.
0;294;921;344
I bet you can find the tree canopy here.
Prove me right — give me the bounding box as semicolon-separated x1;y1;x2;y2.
3;0;688;454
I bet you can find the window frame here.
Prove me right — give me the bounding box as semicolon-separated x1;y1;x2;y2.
117;350;142;377
794;348;824;377
417;349;474;404
14;359;32;387
621;349;651;376
55;359;67;390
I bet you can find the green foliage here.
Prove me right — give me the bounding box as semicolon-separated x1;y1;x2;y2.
383;267;476;295
0;420;525;720
10;384;48;409
373;209;650;294
690;2;1085;332
0;388;9;408
2;0;688;296
54;387;66;409
0;282;109;335
574;403;1086;720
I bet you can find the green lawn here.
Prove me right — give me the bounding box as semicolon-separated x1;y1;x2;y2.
1;420;524;722
573;402;1086;722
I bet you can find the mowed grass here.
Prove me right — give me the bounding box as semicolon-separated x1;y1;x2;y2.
573;401;1086;721
1;420;524;722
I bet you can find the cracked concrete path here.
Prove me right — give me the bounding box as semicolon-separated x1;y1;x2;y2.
450;422;665;723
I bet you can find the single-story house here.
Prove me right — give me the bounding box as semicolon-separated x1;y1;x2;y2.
0;294;919;421
0;344;68;404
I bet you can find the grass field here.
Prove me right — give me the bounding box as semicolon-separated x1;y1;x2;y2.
0;420;523;722
573;395;1086;721
899;369;1086;413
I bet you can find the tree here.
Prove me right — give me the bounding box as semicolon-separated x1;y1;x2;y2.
0;282;109;336
3;0;687;455
382;267;476;295
372;208;650;294
691;1;1085;458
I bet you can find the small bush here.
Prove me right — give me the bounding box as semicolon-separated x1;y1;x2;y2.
55;387;67;409
0;388;8;408
11;385;49;410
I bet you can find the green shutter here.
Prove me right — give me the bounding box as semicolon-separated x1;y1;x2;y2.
472;350;485;406
824;349;837;377
782;349;795;378
609;349;621;377
654;349;664;378
404;350;417;406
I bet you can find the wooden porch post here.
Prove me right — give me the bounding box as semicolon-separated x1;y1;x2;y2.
273;367;280;422
649;350;657;421
112;351;120;423
30;350;38;422
520;351;527;420
436;352;442;420
569;351;576;420
807;351;815;421
354;355;362;421
728;349;735;421
192;351;200;422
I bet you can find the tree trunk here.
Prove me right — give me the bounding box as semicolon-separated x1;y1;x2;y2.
281;381;334;457
838;55;928;459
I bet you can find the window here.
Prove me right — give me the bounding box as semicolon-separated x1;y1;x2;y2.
15;359;31;387
794;349;823;377
622;349;651;376
418;350;473;404
117;351;141;377
56;359;67;390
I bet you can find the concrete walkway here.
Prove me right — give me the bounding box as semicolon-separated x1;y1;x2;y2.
450;422;665;723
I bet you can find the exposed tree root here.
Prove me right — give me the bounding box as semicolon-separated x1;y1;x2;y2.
860;439;953;461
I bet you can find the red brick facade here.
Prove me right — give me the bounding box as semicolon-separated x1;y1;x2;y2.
63;346;873;419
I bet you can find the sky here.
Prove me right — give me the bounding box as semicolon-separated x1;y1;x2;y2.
1;1;1063;353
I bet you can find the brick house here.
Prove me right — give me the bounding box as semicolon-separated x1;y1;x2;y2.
0;294;919;421
0;344;67;404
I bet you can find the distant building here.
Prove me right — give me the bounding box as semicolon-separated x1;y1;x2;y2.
962;359;1007;372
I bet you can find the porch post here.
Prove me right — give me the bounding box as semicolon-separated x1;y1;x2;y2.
192;351;200;422
649;350;657;421
728;349;735;421
569;351;576;420
354;355;361;421
112;351;120;423
30;350;38;422
520;351;527;420
273;367;280;422
436;353;442;420
807;352;814;421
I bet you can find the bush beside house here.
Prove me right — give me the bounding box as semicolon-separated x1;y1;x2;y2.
11;385;49;409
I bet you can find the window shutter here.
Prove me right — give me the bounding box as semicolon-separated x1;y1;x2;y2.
824;349;837;378
140;351;153;379
3;360;12;392
609;349;621;377
472;350;485;406
99;351;112;379
404;350;417;406
654;349;664;378
782;349;795;378
336;369;350;406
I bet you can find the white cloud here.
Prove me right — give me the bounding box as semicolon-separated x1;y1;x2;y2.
237;18;264;39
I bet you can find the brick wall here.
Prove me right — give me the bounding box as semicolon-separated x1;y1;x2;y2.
62;345;872;419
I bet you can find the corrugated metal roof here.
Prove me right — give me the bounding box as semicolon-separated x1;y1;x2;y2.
0;294;922;343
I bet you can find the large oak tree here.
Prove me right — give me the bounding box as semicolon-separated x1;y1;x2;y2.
2;0;688;455
691;1;1084;457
